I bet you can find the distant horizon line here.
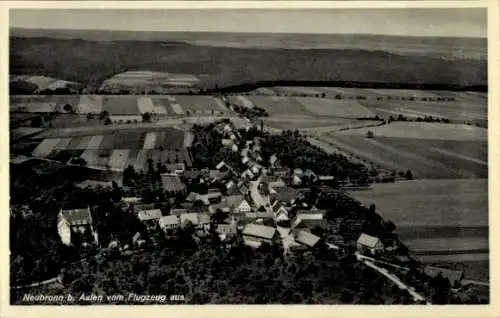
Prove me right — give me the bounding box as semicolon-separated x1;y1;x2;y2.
9;27;487;40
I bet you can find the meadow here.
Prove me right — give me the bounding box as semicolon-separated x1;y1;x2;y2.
246;96;312;116
350;179;488;228
295;97;375;118
175;95;229;114
331;122;486;140
350;179;488;282
320;134;487;179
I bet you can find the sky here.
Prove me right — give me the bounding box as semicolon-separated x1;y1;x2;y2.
9;8;487;38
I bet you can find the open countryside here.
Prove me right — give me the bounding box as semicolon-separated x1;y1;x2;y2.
9;14;489;305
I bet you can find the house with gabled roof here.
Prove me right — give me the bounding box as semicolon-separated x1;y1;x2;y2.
216;223;238;241
216;160;228;171
122;197;142;205
242;224;279;248
275;205;290;222
57;207;98;246
137;208;162;230
357;233;384;254
158;215;180;231
180;212;211;232
294;230;321;248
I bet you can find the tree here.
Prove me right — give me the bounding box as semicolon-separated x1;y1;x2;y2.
366;131;374;138
142;112;152;123
86;113;94;120
63;104;74;113
30;115;44;127
405;170;413;180
99;110;109;120
104;118;112;125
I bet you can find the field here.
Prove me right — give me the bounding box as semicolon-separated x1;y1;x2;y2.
264;118;380;132
350;179;488;281
331;122;486;141
365;99;486;124
77;95;103;113
295;97;375;118
102;96;141;115
246;96;311;116
100;70;201;92
227;95;255;109
137;97;168;115
175;95;229;114
350;179;488;227
320;133;487;179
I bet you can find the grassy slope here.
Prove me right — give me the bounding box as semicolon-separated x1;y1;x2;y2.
10;36;486;89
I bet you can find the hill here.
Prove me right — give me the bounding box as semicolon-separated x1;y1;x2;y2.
10;33;486;90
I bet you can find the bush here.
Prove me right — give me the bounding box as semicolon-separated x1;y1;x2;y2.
366;131;374;138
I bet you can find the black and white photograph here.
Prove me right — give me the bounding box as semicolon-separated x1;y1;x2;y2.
5;3;493;309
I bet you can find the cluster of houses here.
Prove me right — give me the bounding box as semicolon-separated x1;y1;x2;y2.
53;119;467;286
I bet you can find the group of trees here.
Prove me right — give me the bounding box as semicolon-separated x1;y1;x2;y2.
231;104;269;118
260;130;371;186
387;114;451;124
190;122;245;172
12;238;414;305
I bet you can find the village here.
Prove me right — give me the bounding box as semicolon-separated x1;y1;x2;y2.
57;119;340;254
52;117;469;300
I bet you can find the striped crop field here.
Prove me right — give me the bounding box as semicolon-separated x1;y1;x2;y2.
108;149;130;170
52;138;72;150
80;149;111;167
320;134;487;179
175;96;228;114
143;132;157;149
32;138;61;157
137;96;168;115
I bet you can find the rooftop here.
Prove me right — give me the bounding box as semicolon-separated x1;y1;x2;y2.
160;173;186;192
295;230;321;248
137;209;162;221
60;207;92;225
357;233;382;248
242;224;277;240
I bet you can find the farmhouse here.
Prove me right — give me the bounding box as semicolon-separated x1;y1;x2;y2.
294;230;321;249
57;207;98;246
180;212;211;233
216;223;238;241
158;215;180;231
137;208;162;229
357;233;384;254
160;173;187;194
242;224;279;247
